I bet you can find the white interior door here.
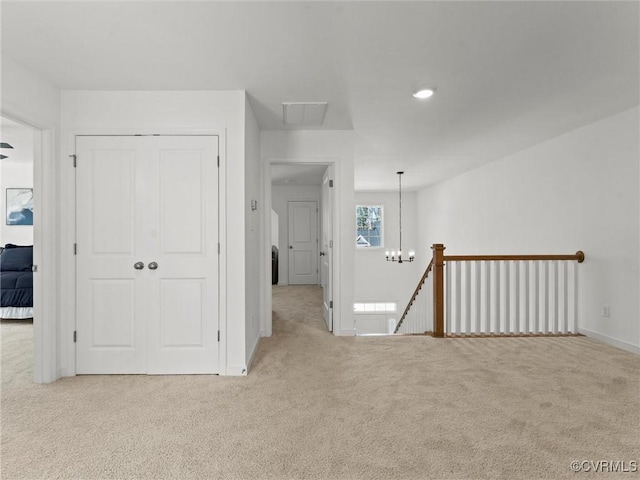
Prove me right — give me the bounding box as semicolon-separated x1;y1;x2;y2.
287;201;318;285
76;135;219;375
321;168;333;331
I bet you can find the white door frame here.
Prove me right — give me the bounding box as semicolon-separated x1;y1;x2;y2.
262;159;340;337
0;111;56;383
61;128;226;377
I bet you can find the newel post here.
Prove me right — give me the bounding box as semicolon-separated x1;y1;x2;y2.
432;243;446;338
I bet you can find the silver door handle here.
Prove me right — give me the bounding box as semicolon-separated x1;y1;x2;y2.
134;262;145;270
148;262;158;270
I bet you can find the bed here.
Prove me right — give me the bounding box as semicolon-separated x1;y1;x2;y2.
0;244;34;319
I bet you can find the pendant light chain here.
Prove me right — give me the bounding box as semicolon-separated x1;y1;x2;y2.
398;171;402;255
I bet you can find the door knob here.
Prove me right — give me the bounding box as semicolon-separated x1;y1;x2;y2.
134;262;145;270
319;251;325;256
148;262;159;270
289;245;293;249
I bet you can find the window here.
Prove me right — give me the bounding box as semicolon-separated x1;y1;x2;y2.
353;302;397;313
356;205;383;248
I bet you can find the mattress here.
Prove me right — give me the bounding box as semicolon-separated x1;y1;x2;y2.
0;306;33;319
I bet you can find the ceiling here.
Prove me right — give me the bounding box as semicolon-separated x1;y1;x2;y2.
1;1;638;190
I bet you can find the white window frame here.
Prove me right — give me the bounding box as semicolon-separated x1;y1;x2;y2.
355;204;384;249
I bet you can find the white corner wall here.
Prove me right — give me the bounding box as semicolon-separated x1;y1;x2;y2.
60;90;249;375
271;210;279;247
418;106;640;353
245;97;261;371
271;185;321;285
354;191;422;320
261;130;356;335
1;55;61;383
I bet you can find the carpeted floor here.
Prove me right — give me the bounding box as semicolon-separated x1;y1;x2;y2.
1;285;639;479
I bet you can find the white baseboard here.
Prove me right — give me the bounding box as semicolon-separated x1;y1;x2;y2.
336;329;356;337
226;365;248;376
246;334;261;374
579;328;640;354
277;281;287;286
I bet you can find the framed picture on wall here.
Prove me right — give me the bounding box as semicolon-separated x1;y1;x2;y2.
6;188;34;226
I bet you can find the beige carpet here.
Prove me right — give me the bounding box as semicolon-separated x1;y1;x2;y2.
1;286;639;480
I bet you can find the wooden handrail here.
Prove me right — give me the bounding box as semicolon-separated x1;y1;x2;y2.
393;259;433;334
443;251;585;263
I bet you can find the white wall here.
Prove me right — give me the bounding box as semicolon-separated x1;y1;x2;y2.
417;106;640;353
0;124;34;246
245;98;261;370
261;130;356;335
60;90;250;375
354;191;422;333
1;55;61;383
271;185;321;285
271;210;279;247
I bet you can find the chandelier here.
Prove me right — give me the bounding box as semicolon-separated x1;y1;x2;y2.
385;171;414;263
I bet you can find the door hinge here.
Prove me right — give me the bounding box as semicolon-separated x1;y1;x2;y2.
330;300;333;309
32;265;38;273
329;179;334;188
329;240;333;248
218;243;220;254
74;243;77;255
217;155;220;167
73;331;77;343
217;330;220;342
70;154;77;168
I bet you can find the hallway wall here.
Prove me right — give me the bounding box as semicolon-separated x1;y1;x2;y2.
417;106;640;352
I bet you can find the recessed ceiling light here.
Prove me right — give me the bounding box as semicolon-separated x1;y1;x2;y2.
413;88;435;100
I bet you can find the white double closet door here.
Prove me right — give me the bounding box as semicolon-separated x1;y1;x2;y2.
76;135;219;374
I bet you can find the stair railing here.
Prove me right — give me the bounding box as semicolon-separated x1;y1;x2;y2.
396;244;586;337
393;258;433;334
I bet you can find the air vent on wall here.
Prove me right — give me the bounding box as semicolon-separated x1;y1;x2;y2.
282;102;328;126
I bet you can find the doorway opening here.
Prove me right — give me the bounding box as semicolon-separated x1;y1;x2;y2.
266;162;335;336
0;116;37;383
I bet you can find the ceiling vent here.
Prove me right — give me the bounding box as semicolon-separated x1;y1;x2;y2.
282;102;328;126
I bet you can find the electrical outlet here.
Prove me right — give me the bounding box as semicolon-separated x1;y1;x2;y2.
602;306;610;318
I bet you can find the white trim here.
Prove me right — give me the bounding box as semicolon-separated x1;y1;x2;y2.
226;365;249;376
62;127;227;376
245;335;261;374
579;328;640;354
0;111;57;384
262;159;342;338
337;329;357;336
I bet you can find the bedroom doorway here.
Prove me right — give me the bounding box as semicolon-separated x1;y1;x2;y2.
0;116;37;382
74;135;220;374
